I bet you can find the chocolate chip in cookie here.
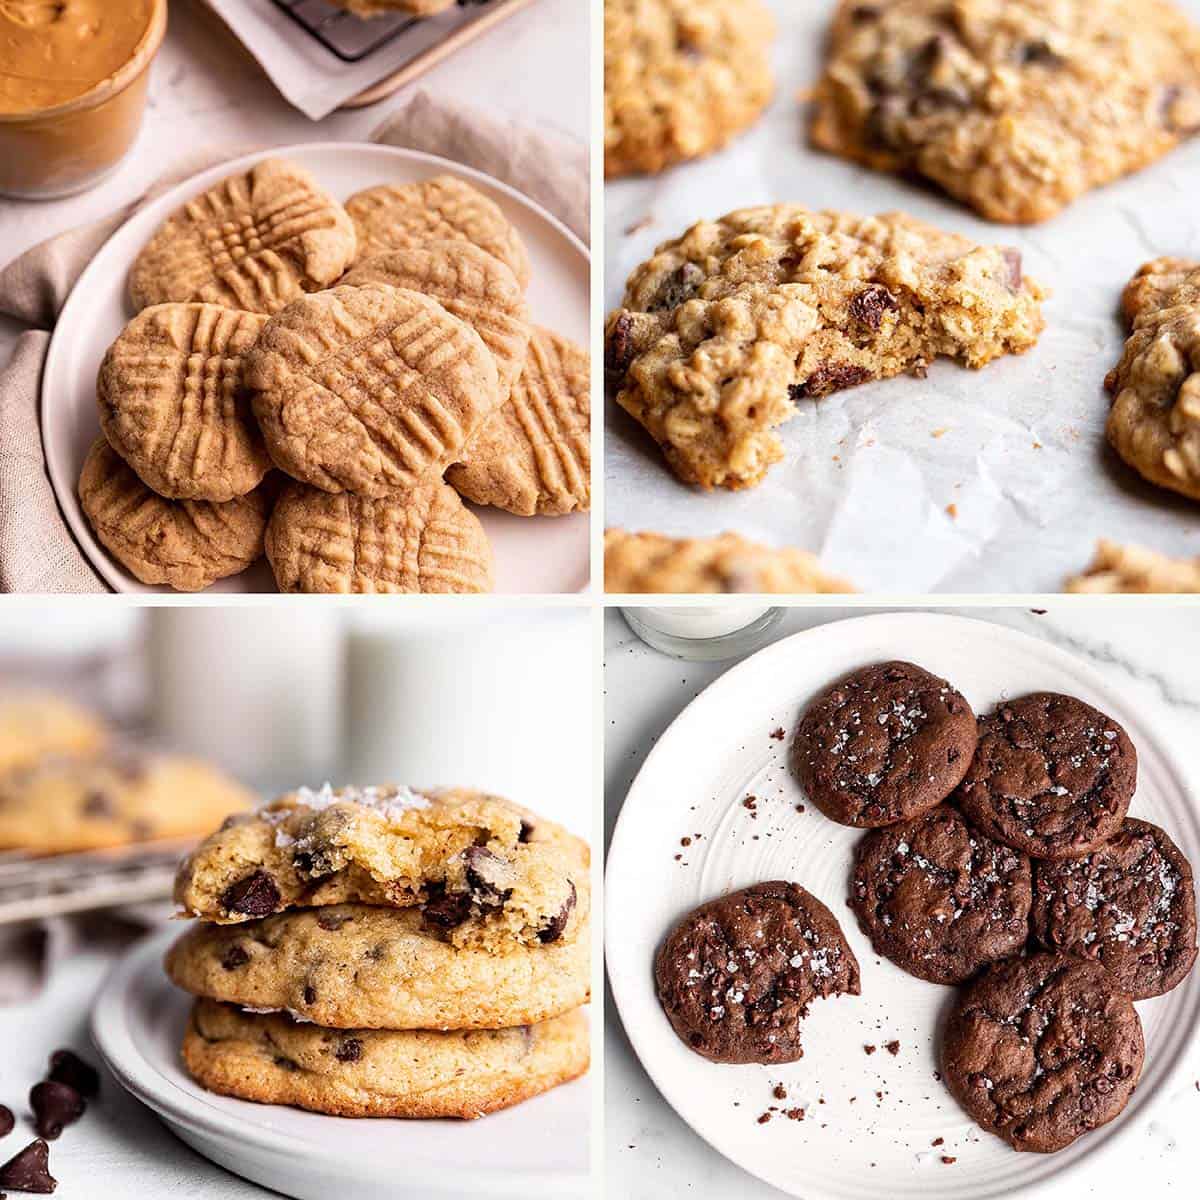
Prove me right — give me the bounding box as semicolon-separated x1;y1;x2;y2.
220;870;281;919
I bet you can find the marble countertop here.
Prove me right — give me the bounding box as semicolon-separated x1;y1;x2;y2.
604;606;1200;1199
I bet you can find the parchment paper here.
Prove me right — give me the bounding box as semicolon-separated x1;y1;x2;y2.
604;0;1200;593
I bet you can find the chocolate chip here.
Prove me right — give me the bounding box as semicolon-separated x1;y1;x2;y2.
605;312;636;381
0;1106;12;1138
80;791;113;819
273;1057;298;1072
335;1039;362;1064
1017;40;1063;67
538;882;578;944
316;911;346;932
849;4;879;20
47;1051;99;1099
464;847;514;907
648;262;704;313
220;945;249;970
220;870;280;918
848;285;898;330
29;1084;84;1142
518;820;535;844
0;1140;56;1194
422;885;472;930
792;364;872;399
303;984;317;1005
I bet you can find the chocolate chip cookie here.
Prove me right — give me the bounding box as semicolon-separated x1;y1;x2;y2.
0;693;105;777
850;806;1032;984
952;693;1137;861
606;206;1045;489
791;661;978;828
655;881;860;1064
942;953;1144;1153
182;999;588;1119
174;785;588;953
165;903;591;1030
1065;541;1200;594
811;0;1200;224
1032;818;1198;1000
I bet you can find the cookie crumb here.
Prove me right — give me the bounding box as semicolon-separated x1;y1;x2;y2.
945;503;958;519
757;1112;771;1125
941;1156;957;1165
785;1107;805;1121
863;1044;876;1055
885;1040;900;1056
932;1137;944;1147
772;1084;788;1101
770;727;786;740
680;837;691;847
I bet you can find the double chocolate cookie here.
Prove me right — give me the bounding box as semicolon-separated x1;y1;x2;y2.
791;661;977;827
942;953;1144;1153
953;693;1137;861
850;806;1032;985
1032;818;1198;999
654;881;860;1064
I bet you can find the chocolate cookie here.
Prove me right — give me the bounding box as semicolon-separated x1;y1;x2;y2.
952;693;1137;861
1032;818;1198;999
850;806;1032;984
791;661;978;828
942;953;1144;1153
654;881;860;1064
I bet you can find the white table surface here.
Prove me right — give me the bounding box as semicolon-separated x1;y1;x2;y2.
604;605;1200;1199
0;0;588;372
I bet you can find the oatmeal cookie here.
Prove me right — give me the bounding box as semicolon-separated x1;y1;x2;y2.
446;328;591;516
942;953;1144;1153
811;0;1200;224
604;528;852;593
0;693;105;778
850;806;1031;984
166;904;591;1030
129;158;356;315
266;480;493;594
655;881;860;1064
97;304;271;501
1032;818;1197;1000
345;175;530;290
1065;540;1200;594
181;1000;587;1119
77;438;267;592
604;0;776;178
606;206;1045;489
174;784;588;952
1105;257;1200;502
792;661;978;828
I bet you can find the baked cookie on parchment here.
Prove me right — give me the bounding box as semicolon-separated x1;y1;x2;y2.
78;438;267;592
604;0;776;178
97;303;270;501
129;158;356;315
181;999;588;1119
266;480;493;594
1065;540;1200;594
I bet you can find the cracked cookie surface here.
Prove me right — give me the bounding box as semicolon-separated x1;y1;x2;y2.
952;693;1137;861
606;205;1044;489
654;881;860;1064
174;784;588;953
942;953;1144;1153
811;0;1200;224
792;660;978;828
182;999;588;1119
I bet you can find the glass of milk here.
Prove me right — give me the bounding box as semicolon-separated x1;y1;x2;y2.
620;606;783;661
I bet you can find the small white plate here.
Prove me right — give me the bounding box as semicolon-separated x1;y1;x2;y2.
42;143;591;595
606;612;1200;1200
92;927;591;1200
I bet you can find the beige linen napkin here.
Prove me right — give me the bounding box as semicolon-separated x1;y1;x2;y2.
0;90;588;596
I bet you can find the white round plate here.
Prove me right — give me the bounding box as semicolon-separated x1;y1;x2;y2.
606;612;1200;1200
43;143;590;595
92;927;591;1200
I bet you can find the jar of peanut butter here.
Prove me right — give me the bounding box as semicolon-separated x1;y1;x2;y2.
0;0;167;200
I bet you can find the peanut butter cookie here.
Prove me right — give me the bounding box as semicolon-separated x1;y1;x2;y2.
447;328;591;516
604;0;776;178
129;158;356;315
1065;540;1200;594
247;284;500;498
266;480;493;594
811;0;1200;224
603;528;853;593
97;304;270;501
345;175;530;290
1105;257;1200;502
78;438;267;592
181;1000;588;1119
606;206;1045;489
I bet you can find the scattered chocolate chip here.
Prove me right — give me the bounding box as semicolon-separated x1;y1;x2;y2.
220;871;280;918
316;911;346;932
518;820;535;843
849;285;898;331
538;882;578;944
0;1140;56;1194
464;847;514;907
422;885;473;930
335;1039;362;1064
29;1084;83;1142
220;945;249;970
80;791;113;819
791;364;872;400
605;312;636;381
0;1106;12;1138
47;1051;99;1099
648;262;704;312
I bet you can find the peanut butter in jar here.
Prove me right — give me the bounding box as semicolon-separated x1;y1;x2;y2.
0;0;167;200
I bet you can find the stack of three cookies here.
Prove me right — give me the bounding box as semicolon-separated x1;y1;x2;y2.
165;784;591;1118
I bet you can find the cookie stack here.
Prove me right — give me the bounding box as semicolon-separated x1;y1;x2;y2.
82;157;590;593
165;784;591;1118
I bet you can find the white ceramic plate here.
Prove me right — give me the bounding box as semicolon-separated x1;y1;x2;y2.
605;612;1200;1200
42;143;591;595
92;927;591;1200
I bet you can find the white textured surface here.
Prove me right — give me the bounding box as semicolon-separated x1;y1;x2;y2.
605;607;1200;1198
605;0;1200;592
